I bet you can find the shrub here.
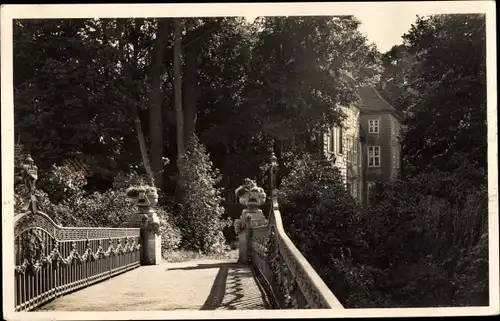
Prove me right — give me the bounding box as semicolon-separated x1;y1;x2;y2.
112;171;151;190
157;207;182;252
277;153;489;308
38;164;87;205
278;155;364;304
356;166;489;307
67;189;135;227
279;155;361;259
177;134;230;253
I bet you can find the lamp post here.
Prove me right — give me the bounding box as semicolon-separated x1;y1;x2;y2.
270;152;278;198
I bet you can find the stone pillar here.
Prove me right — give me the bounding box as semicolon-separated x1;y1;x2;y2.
127;186;162;265
234;179;268;264
237;214;252;263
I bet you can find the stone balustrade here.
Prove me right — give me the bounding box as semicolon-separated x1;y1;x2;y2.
237;153;345;309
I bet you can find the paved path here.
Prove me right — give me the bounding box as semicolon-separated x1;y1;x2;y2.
37;259;271;311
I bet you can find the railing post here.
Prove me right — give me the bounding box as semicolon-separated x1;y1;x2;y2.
234;179;268;264
127;186;162;265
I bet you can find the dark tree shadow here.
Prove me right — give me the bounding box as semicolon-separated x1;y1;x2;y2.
166;262;270;310
201;265;231;310
166;262;239;271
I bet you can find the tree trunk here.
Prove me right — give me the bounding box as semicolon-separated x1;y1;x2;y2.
174;18;185;164
117;19;155;186
149;18;168;190
132;104;155;186
182;41;200;143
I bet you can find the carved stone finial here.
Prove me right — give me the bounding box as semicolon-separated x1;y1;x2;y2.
126;186;158;209
235;178;266;208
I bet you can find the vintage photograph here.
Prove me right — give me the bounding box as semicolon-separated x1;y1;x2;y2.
2;2;497;319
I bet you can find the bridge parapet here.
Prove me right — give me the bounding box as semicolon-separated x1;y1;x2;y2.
237;153;344;309
13;155;142;312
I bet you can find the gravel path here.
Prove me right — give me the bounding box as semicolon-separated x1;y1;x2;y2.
36;258;270;311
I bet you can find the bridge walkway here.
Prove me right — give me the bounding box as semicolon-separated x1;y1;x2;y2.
36;258;271;311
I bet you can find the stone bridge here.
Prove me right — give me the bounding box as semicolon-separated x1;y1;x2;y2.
12;153;344;312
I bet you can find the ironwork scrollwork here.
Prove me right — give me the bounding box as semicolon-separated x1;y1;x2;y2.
15;235;141;275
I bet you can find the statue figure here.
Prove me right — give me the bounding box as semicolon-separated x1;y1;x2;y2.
20;155;38;213
22;155;38;196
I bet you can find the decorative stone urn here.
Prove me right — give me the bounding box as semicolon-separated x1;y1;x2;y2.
126;186;159;230
234;178;267;264
126;185;161;265
235;178;267;228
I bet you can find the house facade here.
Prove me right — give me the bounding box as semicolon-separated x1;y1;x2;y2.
324;85;402;206
323;104;364;201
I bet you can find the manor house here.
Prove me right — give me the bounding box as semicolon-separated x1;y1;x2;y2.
323;85;403;206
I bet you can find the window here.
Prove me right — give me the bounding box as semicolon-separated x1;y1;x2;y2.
346;136;358;165
329;128;335;153
339;128;344;154
353;139;359;165
346;136;353;163
368;146;380;167
369;120;380;133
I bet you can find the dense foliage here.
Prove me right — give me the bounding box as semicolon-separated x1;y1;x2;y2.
176;135;230;253
279;13;488;308
15;144;182;252
359;170;488;307
13;15;377;253
279;156;361;261
278;156;371;306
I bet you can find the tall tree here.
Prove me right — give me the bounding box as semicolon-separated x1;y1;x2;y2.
173;18;185;164
13;19;138;180
149;19;169;189
198;16;382;187
377;44;415;109
398;14;487;179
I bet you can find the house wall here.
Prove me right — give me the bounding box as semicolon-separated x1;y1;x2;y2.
323;105;363;201
360;112;401;205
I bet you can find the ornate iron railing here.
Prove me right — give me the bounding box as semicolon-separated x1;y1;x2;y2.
14;210;141;312
250;197;344;309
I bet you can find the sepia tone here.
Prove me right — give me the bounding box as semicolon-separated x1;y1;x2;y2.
3;5;495;318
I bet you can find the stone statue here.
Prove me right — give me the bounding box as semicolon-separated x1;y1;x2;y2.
22;155;38;196
21;155;38;213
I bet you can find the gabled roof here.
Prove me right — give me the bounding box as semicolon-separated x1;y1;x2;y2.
340;71;403;120
358;86;396;113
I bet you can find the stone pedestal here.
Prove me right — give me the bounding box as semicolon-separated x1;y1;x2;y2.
238;215;252;264
139;209;161;266
234;179;268;265
143;229;162;265
238;208;268;264
127;186;162;266
243;208;268;228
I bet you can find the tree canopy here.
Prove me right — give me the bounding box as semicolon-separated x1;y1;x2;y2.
379;14;487;180
14;16;380;191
